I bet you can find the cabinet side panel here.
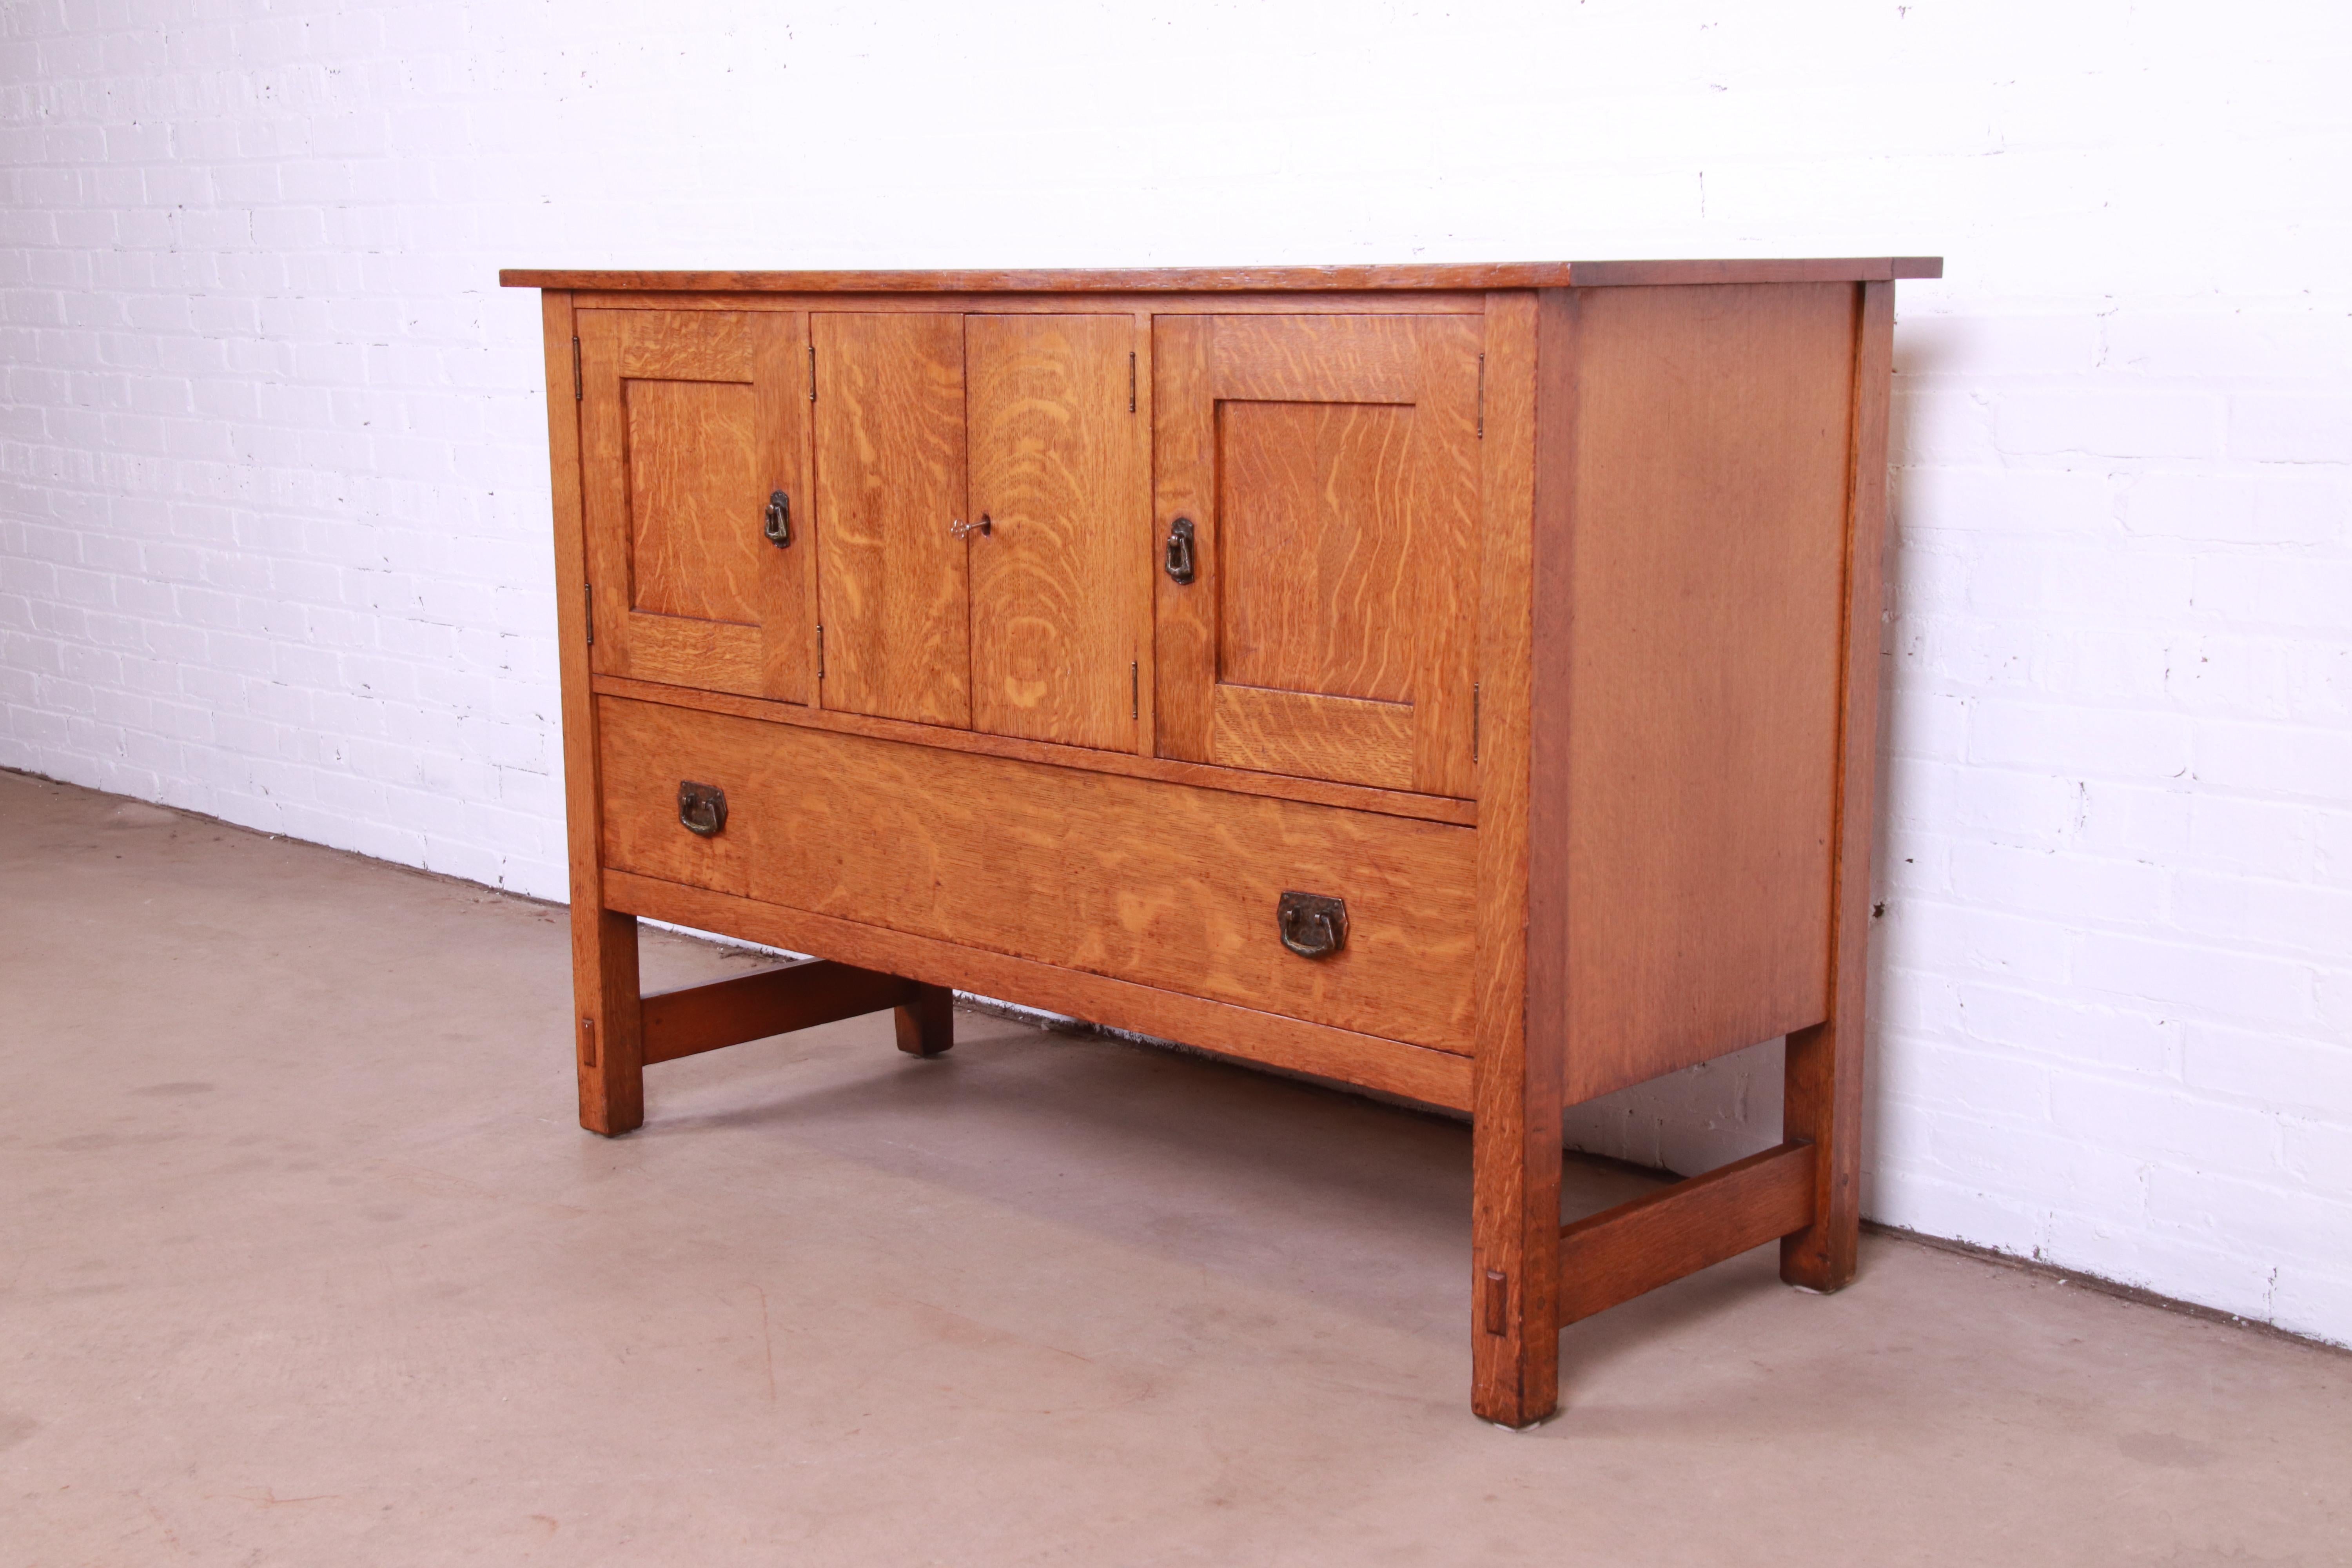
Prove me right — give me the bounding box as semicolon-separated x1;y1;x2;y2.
1562;281;1857;1104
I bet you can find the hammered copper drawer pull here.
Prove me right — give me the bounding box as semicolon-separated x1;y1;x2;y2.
1277;891;1348;959
677;780;728;838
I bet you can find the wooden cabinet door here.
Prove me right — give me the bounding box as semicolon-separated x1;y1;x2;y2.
1153;314;1481;797
811;312;971;728
965;314;1145;752
578;309;810;701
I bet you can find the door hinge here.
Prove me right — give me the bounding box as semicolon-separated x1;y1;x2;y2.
816;623;825;679
1131;659;1140;720
1475;352;1485;439
1129;351;1137;414
808;342;817;402
572;335;583;401
584;582;594;645
1472;681;1480;763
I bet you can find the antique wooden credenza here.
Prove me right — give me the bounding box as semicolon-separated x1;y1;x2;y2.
501;258;1940;1425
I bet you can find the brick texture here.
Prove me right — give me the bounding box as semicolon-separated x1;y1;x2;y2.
3;1;2347;1345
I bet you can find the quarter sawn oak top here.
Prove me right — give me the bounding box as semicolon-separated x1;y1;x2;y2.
499;258;1943;292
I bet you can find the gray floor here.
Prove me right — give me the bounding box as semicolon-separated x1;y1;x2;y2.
4;769;2348;1566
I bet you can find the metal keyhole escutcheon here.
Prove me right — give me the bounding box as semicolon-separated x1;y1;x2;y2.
763;490;791;548
677;780;728;838
1277;891;1348;959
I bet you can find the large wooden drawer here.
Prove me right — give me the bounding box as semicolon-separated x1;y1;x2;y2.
596;695;1478;1052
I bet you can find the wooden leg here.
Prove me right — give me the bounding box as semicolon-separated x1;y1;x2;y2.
1470;287;1560;1426
573;907;644;1136
1780;1018;1860;1290
1470;1058;1563;1427
894;982;955;1058
1782;278;1890;1294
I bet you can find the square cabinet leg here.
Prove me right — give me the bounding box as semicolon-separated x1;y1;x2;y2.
1780;1017;1860;1290
894;982;955;1058
573;907;644;1136
1470;1106;1563;1427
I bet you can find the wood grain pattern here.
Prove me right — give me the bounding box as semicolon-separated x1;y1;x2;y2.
1151;315;1217;764
1405;317;1482;800
1155;314;1481;798
1557;1142;1817;1326
1210;684;1412;791
614;309;750;377
1467;290;1556;1428
601;869;1474;1111
622;377;762;624
1213;313;1422;400
593;671;1478;826
1782;280;1894;1294
1526;286;1581;1152
966;314;1142;751
1126;309;1158;759
760;314;820;701
577;307;809;702
596;695;1479;1052
641;960;920;1065
812;312;971;727
543;289;644;1135
501;258;1945;292
1560;282;1858;1105
1218;399;1416;702
574;290;1491;318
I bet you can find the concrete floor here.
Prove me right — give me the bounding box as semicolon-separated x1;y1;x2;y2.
3;770;2348;1566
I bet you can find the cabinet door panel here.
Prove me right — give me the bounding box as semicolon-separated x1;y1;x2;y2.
624;379;760;622
579;309;810;700
1218;398;1415;704
812;312;970;728
966;314;1143;753
1154;314;1480;798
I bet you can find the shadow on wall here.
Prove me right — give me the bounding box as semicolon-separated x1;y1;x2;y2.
1559;1035;1788;1176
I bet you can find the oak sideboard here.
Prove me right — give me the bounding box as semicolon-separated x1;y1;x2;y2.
501;258;1940;1425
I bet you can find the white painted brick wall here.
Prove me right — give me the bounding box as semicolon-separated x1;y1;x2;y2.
3;0;2347;1344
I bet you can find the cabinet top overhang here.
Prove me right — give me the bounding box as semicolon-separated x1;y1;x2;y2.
498;258;1942;293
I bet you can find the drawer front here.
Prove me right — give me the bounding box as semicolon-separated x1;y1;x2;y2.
597;696;1477;1053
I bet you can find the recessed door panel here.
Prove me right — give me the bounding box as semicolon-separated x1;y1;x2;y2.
965;314;1143;753
811;312;971;729
1154;314;1481;797
624;379;762;623
1218;399;1416;704
578;309;810;701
